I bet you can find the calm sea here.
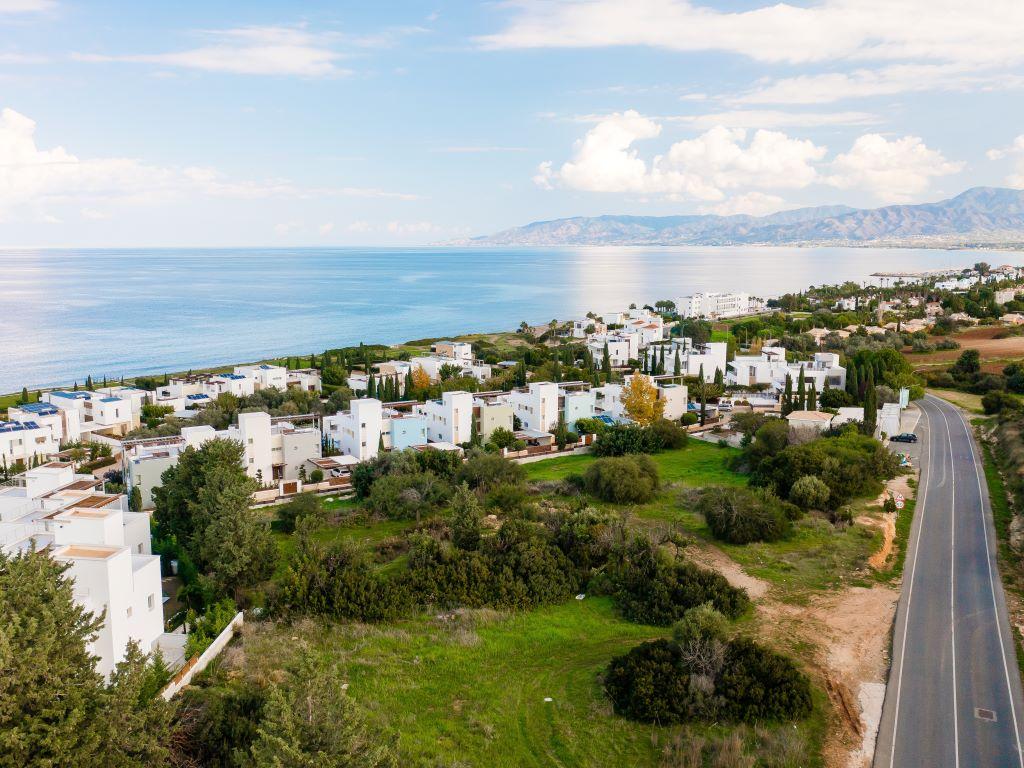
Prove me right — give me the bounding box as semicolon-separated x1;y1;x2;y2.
0;245;1013;392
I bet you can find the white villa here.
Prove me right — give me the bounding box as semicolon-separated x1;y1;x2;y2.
414;391;474;445
0;463;165;678
728;349;846;393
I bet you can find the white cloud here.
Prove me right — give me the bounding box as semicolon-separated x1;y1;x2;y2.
318;222;335;235
480;0;1024;68
0;107;417;217
386;220;441;234
537;111;826;202
0;0;53;13
988;136;1024;187
826;134;963;203
74;25;352;78
672;109;880;130
702;192;786;217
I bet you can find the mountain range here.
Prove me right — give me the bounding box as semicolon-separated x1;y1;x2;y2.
466;187;1024;248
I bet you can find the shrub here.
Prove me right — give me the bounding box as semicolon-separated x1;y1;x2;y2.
184;599;237;659
583;455;660;504
309;468;324;483
611;538;749;625
592;424;659;456
484;482;532;516
648;418;688;450
457;449;526;490
365;471;452;520
604;639;692;722
448;485;483;551
696;487;792;544
715;638;813;722
275;492;325;534
788;474;832;511
983;391;1021;415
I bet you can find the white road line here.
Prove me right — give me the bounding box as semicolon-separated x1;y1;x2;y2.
949;402;1024;767
936;402;961;768
888;399;934;768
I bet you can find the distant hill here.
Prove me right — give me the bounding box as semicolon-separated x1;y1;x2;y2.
468;188;1024;247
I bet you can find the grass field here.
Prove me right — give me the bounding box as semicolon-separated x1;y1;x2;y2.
234;597;824;768
927;388;985;414
526;442;882;600
524;439;745;486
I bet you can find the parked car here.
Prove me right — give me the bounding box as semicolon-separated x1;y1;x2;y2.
890;433;918;443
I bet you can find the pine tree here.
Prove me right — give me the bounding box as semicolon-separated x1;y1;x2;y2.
796;365;806;411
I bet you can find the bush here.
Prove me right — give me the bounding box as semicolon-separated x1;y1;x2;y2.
365;471;452;520
788;474;832;510
583;455;660;504
592;424;659;456
648;418;688;449
184;599;238;659
983;391;1021;415
275;492;325;534
611;538;749;625
696;487;792;544
604;633;811;725
457;449;526;490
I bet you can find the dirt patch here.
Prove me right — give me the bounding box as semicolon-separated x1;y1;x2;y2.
687;543;770;600
866;513;896;570
909;326;1024;368
860;474;913;571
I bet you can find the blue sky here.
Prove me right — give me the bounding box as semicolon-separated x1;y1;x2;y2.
2;0;1023;246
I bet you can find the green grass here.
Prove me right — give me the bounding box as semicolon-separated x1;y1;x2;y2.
524;440;745;487
979;442;1024;681
235;598;823;767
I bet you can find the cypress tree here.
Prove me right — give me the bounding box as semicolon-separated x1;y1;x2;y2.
404;370;414;397
863;369;878;435
807;382;817;411
552;355;561;383
713;367;724;388
20;386;28;404
674;349;681;376
782;373;794;415
847;364;859;400
367;375;376;399
796;366;806;411
602;343;612;383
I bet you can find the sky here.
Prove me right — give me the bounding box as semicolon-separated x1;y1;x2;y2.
2;0;1024;247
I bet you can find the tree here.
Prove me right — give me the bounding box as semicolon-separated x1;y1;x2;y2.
448;484;483;551
602;342;613;383
411;365;431;391
846;363;860;400
249;656;398;768
128;485;143;512
673;350;681;376
200;473;278;598
0;551;172;766
622;375;665;426
781;374;794;416
807;382;817;411
795;366;806;412
863;370;878;436
789;474;831;510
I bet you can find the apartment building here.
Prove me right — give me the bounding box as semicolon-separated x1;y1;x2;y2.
0;419;56;468
7;401;83;445
587;333;640;368
474;398;515;442
382;410;429;451
42;388;142;437
661;339;728;382
570;318;606;338
502;382;560;433
562;388;597;429
234;363;289;391
323;398;384;461
0;463;163;677
678;292;762;319
414;391;474;445
727;349;846;392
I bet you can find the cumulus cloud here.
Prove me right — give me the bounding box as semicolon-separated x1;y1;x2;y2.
0;0;53;13
536;110;826;202
988;136;1024;187
826;134;963;203
0;107;417;217
74;25;351;77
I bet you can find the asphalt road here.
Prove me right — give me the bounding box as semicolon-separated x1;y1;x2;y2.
874;394;1024;767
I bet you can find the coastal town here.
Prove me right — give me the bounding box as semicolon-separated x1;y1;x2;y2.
7;258;1024;767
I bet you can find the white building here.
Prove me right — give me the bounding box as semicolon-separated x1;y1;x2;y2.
409;355;492;384
414;391;474;445
662;339;728;382
678;292;762;319
0;419;56;468
0;463;163;678
286;368;322;392
619;374;689;422
592;383;626;421
323;398;384;461
42;388;141;437
728;349;846;393
502;382;560;433
235;363;289;391
587;333;640;368
7;401;82;445
571;318;606;338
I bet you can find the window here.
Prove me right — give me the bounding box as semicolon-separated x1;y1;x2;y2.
148;594;155;610
126;606;133;618
248;438;253;444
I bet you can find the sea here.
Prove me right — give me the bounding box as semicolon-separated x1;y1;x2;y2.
0;245;1015;393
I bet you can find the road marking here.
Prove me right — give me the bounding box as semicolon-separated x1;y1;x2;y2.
887;399;934;768
949;402;1024;767
935;403;961;768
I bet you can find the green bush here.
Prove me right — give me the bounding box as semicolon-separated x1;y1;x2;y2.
184;599;238;659
592;424;659;456
583;455;660;504
696;486;792;544
648;418;688;449
788;474;832;511
275;492;325;534
457;449;526;490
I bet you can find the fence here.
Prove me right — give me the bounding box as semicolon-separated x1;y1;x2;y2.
159;611;244;701
502;434;596;464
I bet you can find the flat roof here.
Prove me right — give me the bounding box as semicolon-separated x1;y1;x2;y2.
54;544;120;560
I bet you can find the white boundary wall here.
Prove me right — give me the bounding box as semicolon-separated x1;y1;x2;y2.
160;611;243;701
